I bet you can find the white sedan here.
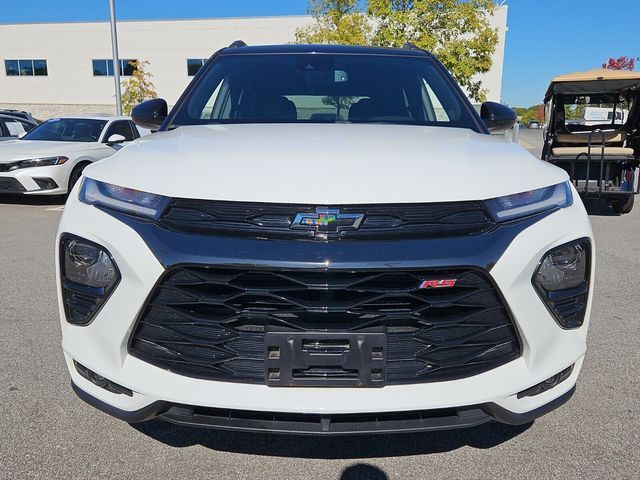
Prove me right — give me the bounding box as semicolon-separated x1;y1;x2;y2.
0;116;148;195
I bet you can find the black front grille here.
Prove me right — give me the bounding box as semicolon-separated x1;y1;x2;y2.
0;177;26;193
157;200;496;241
130;266;520;385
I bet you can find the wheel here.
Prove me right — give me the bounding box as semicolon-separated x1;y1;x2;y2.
611;195;634;214
67;162;90;194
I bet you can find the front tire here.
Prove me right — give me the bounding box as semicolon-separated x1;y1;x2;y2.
68;162;90;194
611;195;634;214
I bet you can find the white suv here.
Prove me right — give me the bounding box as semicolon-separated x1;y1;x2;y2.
56;44;594;435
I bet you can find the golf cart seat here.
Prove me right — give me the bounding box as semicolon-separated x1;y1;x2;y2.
552;146;635;156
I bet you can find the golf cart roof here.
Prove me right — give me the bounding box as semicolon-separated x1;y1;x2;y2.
545;69;640;102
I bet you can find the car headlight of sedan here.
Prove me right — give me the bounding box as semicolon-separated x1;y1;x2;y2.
8;156;68;170
485;182;573;222
79;178;170;219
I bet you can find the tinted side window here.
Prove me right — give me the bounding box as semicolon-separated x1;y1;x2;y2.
104;121;136;142
128;121;140;139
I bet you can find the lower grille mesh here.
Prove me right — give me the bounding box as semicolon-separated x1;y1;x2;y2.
130;267;520;385
0;177;26;193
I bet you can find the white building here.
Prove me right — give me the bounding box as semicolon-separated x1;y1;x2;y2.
0;9;507;119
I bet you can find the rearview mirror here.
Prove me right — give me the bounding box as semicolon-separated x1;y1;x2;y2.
107;134;126;145
132;98;168;131
481;102;517;133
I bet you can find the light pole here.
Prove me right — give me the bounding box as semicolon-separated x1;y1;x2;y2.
109;0;123;116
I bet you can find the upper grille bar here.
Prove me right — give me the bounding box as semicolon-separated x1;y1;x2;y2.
157;199;496;241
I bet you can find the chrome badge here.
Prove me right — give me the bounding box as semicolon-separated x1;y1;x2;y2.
291;208;365;235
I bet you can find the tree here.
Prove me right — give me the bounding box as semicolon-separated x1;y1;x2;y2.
513;105;543;124
295;0;370;45
602;56;637;71
295;0;499;102
121;60;157;115
368;0;498;102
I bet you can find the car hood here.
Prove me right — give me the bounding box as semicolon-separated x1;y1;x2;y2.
84;124;567;204
0;140;99;163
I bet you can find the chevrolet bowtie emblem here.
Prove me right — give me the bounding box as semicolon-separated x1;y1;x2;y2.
291;208;365;235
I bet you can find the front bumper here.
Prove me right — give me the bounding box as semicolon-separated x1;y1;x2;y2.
57;195;594;430
0;166;67;195
71;380;576;435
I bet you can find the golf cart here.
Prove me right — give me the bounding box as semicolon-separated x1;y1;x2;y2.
542;69;640;214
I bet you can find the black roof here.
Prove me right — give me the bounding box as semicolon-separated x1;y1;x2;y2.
0;113;37;125
220;43;432;57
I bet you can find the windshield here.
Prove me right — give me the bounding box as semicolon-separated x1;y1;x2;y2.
171;53;479;130
23;118;107;142
564;94;632;128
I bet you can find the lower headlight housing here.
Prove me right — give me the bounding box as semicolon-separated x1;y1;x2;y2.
532;238;591;329
60;234;120;325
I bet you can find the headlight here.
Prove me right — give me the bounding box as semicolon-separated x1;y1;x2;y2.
60;235;120;325
79;178;170;219
485;182;573;222
8;156;68;170
532;239;591;329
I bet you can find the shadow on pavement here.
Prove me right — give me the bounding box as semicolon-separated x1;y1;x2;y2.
131;420;531;458
0;193;66;206
340;464;388;480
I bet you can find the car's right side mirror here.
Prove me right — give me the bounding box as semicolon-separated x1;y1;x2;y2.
132;98;168;131
480;101;517;133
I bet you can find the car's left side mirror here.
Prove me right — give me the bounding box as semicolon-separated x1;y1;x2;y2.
481;101;517;133
132;98;168;131
106;134;126;145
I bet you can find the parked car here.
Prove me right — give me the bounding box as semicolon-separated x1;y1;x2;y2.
0;109;39;124
0;114;38;142
0;116;147;195
527;120;541;129
57;43;594;435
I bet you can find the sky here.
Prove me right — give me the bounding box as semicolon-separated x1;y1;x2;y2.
1;0;639;107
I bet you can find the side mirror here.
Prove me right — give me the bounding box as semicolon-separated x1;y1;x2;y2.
481;101;517;133
132;98;168;131
107;133;126;145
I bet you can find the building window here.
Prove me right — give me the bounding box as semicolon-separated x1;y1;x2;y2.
92;59;137;77
187;59;207;76
5;59;48;76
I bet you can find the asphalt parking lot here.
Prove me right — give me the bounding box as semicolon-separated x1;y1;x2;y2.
1;137;638;479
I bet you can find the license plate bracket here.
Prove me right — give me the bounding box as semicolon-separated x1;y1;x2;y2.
264;329;386;387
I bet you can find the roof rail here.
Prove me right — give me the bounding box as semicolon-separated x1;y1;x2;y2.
402;42;421;51
228;40;247;49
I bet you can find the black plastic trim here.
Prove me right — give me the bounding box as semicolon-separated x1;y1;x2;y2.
107;208;549;271
0;177;27;193
482;385;576;425
33;177;59;190
73;361;133;397
71;382;168;423
71;381;576;434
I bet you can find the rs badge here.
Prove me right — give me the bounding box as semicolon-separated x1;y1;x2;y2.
419;279;458;289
